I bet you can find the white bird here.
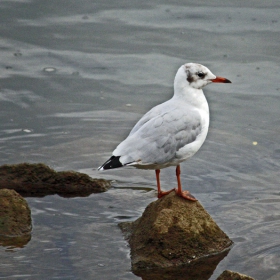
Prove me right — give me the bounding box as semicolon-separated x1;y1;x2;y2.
98;63;231;201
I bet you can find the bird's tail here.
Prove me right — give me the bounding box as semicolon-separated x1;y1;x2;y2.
98;156;123;171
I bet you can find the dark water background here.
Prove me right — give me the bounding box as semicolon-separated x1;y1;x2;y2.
0;1;280;279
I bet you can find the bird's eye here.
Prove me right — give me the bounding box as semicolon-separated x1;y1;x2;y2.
197;72;205;78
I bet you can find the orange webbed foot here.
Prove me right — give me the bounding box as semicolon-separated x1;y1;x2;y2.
175;189;197;201
157;188;175;198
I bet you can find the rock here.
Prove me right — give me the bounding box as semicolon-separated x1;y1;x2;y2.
0;163;111;197
0;189;32;237
0;234;31;249
216;270;255;280
119;191;233;278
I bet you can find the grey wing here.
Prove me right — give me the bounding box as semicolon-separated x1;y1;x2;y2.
128;104;162;136
113;106;202;165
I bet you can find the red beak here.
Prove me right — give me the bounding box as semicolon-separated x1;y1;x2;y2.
211;76;231;83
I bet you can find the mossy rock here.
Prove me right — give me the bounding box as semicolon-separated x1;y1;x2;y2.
0;189;32;237
216;270;255;280
120;191;233;274
0;163;111;197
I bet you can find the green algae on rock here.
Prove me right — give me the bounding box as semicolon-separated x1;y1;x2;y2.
216;270;255;280
0;163;111;197
119;191;233;275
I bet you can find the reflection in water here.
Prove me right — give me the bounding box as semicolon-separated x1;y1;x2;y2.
113;186;154;192
134;249;230;280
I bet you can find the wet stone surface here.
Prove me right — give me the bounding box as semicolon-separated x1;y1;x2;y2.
216;270;255;280
0;163;111;197
0;189;32;244
120;191;233;278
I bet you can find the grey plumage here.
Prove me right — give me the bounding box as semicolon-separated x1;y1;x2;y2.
113;100;202;166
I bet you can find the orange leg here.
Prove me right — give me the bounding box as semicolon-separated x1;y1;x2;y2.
155;169;174;198
175;165;197;201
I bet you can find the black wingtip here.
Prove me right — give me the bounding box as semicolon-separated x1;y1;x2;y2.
98;156;123;170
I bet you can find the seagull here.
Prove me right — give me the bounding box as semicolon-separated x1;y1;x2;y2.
98;63;231;201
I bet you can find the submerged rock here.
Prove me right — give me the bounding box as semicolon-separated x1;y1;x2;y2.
120;191;232;278
0;189;32;238
216;270;255;280
0;163;111;197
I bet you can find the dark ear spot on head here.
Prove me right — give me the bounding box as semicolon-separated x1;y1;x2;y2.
186;70;194;83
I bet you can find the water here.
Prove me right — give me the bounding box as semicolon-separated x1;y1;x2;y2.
0;1;280;279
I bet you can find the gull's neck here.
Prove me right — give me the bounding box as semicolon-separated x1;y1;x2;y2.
173;82;208;111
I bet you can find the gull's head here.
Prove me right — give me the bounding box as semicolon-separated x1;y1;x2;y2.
175;63;231;90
